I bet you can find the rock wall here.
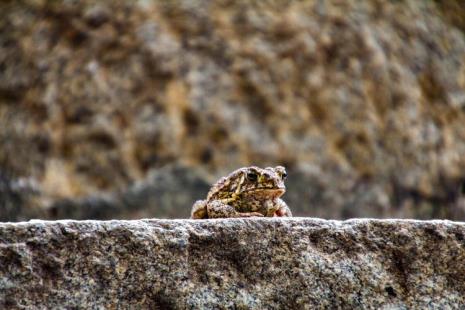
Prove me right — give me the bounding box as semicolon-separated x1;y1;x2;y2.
1;0;465;220
0;218;464;308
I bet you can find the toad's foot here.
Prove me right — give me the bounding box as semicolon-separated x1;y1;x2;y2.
191;200;208;219
273;199;293;217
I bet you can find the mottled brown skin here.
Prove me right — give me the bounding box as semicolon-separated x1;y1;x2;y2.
191;166;292;219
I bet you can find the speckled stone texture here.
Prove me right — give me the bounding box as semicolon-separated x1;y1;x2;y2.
0;218;464;308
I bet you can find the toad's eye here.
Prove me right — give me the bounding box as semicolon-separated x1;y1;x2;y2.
246;172;258;182
281;172;287;180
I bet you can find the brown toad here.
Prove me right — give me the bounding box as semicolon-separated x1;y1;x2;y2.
191;166;292;219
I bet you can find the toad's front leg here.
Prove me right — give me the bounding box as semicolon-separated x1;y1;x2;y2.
207;200;263;218
273;199;292;217
191;200;208;219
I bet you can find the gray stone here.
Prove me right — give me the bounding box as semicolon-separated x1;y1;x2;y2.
0;218;464;308
46;164;211;220
0;172;39;222
0;173;24;222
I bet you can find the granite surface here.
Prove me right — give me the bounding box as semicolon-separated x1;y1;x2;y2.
0;218;464;308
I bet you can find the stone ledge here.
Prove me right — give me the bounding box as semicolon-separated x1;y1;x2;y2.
0;218;464;308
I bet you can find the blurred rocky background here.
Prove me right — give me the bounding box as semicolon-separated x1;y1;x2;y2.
1;0;465;221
